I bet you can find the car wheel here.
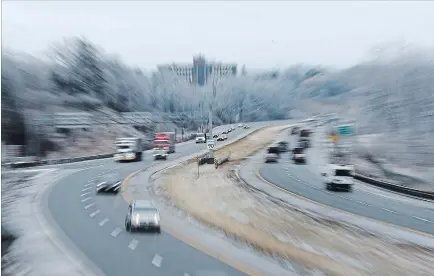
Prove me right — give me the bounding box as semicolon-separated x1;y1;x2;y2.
347;186;353;192
156;227;161;234
125;222;131;232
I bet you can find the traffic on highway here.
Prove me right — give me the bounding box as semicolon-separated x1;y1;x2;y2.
45;122;273;276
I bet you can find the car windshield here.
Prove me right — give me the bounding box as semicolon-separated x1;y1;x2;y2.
134;207;157;214
294;148;303;154
278;142;287;146
335;169;352;177
267;147;279;154
197;134;205;138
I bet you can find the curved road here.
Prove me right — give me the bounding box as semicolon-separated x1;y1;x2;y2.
259;130;434;235
46;122;282;276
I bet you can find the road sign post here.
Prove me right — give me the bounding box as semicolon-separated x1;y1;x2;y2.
207;139;215;150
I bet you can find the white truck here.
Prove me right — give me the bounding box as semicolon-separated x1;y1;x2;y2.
322;164;355;192
114;137;143;162
195;133;206;143
153;132;176;160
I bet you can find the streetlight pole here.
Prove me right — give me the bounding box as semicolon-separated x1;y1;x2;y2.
208;72;218;159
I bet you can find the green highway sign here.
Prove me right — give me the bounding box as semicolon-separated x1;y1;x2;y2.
337;125;354;136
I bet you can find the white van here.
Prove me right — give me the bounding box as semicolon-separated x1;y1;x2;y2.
322;164;355;192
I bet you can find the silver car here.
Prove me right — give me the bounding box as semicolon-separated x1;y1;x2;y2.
95;173;122;194
125;200;161;233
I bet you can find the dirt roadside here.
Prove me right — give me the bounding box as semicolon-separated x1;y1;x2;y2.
157;126;434;276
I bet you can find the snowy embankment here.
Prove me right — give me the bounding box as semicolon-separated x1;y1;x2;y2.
353;134;434;192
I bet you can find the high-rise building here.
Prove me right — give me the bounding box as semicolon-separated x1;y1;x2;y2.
157;55;237;86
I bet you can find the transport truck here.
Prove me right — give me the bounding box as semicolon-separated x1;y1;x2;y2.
152;132;175;160
114;137;143;162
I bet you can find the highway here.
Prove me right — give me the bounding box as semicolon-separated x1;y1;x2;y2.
45;122;279;276
259;128;434;235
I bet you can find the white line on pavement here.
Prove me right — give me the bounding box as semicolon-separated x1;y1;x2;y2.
89;210;100;218
81;192;91;197
84;203;95;209
151;254;163;268
82;187;92;191
98;218;109;226
128;239;139;250
413;216;432;223
111;227;122;237
81;197;92;202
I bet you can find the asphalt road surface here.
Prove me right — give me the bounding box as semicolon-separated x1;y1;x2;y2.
46;122;282;276
259;130;434;236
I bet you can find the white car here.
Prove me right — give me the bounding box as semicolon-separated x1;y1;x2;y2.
322;164;355;192
195;133;206;143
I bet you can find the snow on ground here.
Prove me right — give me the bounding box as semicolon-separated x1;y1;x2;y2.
1;169;96;276
156;125;434;276
354;133;434;190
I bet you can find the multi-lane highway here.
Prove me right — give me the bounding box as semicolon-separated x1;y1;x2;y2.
259;127;434;235
44;122;282;276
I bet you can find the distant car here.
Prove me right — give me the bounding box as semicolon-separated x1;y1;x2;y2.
95;173;122;194
125;200;161;233
213;134;219;138
265;146;280;163
277;141;290;153
292;147;306;164
244;125;250;129
222;130;228;134
238;124;244;128
291;127;299;135
217;134;227;141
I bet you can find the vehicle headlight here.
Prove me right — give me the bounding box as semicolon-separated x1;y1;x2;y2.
133;214;140;225
154;214;160;224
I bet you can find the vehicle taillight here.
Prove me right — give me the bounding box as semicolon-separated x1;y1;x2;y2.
163;146;169;150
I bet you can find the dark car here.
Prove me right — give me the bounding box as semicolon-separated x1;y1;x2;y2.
95;173;122;194
291;127;299;135
213;134;219;138
277;141;290;153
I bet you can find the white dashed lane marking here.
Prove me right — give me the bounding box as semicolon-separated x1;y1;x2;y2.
382;208;397;213
413;216;432;223
81;197;92;203
82;187;92;191
98;218;109;226
151;254;163;268
84;182;93;187
84;203;95;209
89;210;100;218
128;239;139;250
111;227;122;237
81;192;91;197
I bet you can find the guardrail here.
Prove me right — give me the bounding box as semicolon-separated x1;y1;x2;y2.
353;173;434;200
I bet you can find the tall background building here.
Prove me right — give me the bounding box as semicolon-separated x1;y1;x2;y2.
158;55;237;86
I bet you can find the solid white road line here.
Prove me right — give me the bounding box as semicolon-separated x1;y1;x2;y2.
128;239;139;250
81;197;92;202
151;254;163;268
89;210;100;218
98;218;109;226
84;203;96;209
111;227;122;237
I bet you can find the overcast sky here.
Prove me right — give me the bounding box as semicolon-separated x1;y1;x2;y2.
3;1;434;69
